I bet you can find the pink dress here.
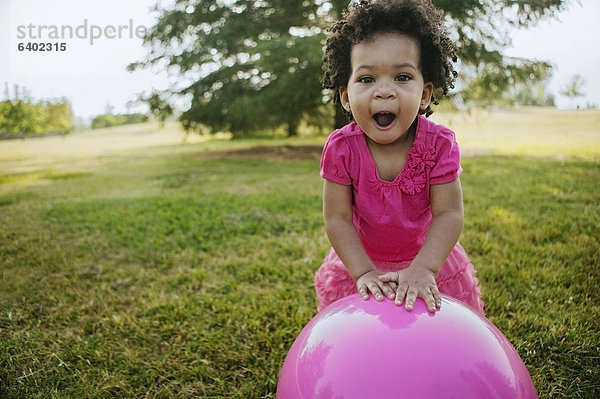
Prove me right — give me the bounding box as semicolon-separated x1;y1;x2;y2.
314;116;484;315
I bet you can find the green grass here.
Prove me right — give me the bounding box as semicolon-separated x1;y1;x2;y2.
1;109;599;398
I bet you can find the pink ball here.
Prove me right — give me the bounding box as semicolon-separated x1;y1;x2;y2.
277;294;537;398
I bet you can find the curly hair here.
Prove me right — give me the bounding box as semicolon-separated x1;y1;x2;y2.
322;0;458;118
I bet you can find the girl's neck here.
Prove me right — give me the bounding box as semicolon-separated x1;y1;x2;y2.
365;120;417;182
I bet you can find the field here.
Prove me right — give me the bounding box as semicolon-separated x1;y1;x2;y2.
1;107;599;398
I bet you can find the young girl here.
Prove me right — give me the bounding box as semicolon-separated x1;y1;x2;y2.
314;0;484;316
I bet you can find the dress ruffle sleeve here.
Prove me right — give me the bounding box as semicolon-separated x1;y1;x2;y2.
320;129;353;186
429;127;463;185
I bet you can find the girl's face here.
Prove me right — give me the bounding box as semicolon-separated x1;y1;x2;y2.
339;32;433;145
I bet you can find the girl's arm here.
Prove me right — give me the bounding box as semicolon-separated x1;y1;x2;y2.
380;178;464;312
323;179;396;301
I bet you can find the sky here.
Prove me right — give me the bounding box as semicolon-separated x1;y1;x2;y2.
1;0;599;122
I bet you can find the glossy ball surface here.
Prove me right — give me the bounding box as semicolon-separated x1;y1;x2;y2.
277;294;537;398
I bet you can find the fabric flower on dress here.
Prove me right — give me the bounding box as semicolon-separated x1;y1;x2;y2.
400;169;427;194
400;144;436;194
407;143;436;173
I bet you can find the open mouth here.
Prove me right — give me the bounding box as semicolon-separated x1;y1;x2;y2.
373;112;396;129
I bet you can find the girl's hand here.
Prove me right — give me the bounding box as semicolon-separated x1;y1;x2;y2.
379;266;441;312
356;270;397;302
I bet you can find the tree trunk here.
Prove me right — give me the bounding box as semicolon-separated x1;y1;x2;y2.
287;115;299;137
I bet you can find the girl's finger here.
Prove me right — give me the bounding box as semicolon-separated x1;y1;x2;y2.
431;286;442;309
358;285;369;300
394;284;408;306
404;288;418;311
368;283;384;301
379;281;396;300
425;291;437;312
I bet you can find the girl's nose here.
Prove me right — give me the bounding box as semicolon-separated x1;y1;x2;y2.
374;82;396;99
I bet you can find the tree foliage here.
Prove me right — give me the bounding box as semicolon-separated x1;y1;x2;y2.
0;85;74;139
131;0;329;136
131;0;570;136
560;74;585;101
91;113;149;129
144;92;174;127
436;0;564;108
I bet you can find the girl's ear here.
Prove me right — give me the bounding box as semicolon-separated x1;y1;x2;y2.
420;82;434;111
339;87;351;112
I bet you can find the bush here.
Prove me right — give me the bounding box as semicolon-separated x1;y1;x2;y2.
91;113;149;129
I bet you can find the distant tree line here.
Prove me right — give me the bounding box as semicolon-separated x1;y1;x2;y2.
0;85;74;139
91;112;149;129
0;84;155;138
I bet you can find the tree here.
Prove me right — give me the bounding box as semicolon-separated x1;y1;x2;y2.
513;81;555;107
560;74;585;108
434;0;566;109
0;85;74;138
130;0;329;137
130;0;570;135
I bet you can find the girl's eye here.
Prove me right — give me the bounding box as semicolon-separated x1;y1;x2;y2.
358;76;374;84
396;74;412;82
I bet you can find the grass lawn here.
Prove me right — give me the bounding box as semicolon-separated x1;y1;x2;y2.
0;107;599;398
